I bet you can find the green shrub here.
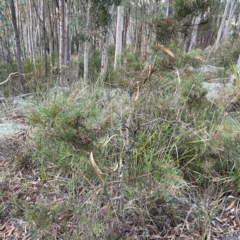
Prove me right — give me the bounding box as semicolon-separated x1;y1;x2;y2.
28;87;110;182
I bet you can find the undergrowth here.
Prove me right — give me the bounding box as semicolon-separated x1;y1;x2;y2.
1;43;240;239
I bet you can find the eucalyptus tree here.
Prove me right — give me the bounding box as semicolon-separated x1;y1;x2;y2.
215;0;238;50
0;1;14;66
10;0;25;93
114;5;124;69
73;0;121;80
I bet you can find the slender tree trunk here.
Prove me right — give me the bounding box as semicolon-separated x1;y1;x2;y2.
84;1;91;82
114;5;124;69
123;4;130;48
59;0;66;80
230;54;240;83
214;0;230;50
187;15;201;53
76;43;81;80
10;0;25;93
100;34;109;76
222;1;237;39
42;2;48;78
28;0;36;71
65;0;72;82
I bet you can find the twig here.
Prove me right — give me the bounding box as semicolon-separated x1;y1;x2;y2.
0;72;19;86
118;99;134;239
0;72;32;86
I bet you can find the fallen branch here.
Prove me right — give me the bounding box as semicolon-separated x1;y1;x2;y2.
0;72;32;86
0;72;20;86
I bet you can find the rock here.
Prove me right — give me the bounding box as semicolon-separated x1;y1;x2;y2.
202;81;233;102
49;86;70;96
197;65;224;73
0;122;28;139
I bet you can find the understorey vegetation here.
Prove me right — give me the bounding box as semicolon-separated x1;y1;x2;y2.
1;40;240;239
0;0;240;239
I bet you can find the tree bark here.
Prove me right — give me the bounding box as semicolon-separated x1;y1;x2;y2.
222;1;237;39
84;1;91;82
214;0;230;50
43;2;48;78
59;0;66;80
100;34;109;76
114;6;124;69
10;0;25;93
76;43;81;80
186;15;201;53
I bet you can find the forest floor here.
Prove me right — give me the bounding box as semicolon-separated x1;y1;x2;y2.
0;99;240;240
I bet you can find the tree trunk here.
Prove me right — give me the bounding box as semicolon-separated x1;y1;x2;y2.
114;5;124;69
28;0;36;71
10;0;25;93
214;0;230;50
76;43;81;80
59;0;66;80
123;4;130;48
187;15;201;53
65;0;72;82
41;0;48;78
222;1;237;39
100;34;109;76
84;1;91;82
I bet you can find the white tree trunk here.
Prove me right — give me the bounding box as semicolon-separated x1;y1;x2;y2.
187;15;201;53
100;35;109;76
59;0;65;72
76;43;81;80
84;1;91;81
230;54;240;83
114;5;124;69
214;0;230;50
28;0;36;70
222;1;237;39
65;0;72;82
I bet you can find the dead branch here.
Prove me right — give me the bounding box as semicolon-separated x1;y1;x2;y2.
0;72;32;86
0;72;20;86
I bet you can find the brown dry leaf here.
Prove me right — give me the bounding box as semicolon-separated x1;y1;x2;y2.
157;44;175;58
209;200;219;207
0;222;7;231
171;235;175;240
179;234;188;238
225;199;237;211
6;224;15;237
135;81;140;101
192;230;200;239
206;229;211;240
194;55;205;62
90;151;103;182
100;204;108;211
95;187;103;195
234;216;240;228
216;226;224;233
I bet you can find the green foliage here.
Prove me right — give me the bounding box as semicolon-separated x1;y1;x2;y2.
8;43;240;239
151;0;217;45
207;38;240;67
152;42;203;71
28;90;110;181
172;0;214;21
22;58;34;79
74;47;102;81
90;0;121;29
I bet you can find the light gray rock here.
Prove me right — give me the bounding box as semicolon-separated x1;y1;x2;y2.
202;81;233;101
0;122;28;139
49;86;70;96
197;65;224;73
